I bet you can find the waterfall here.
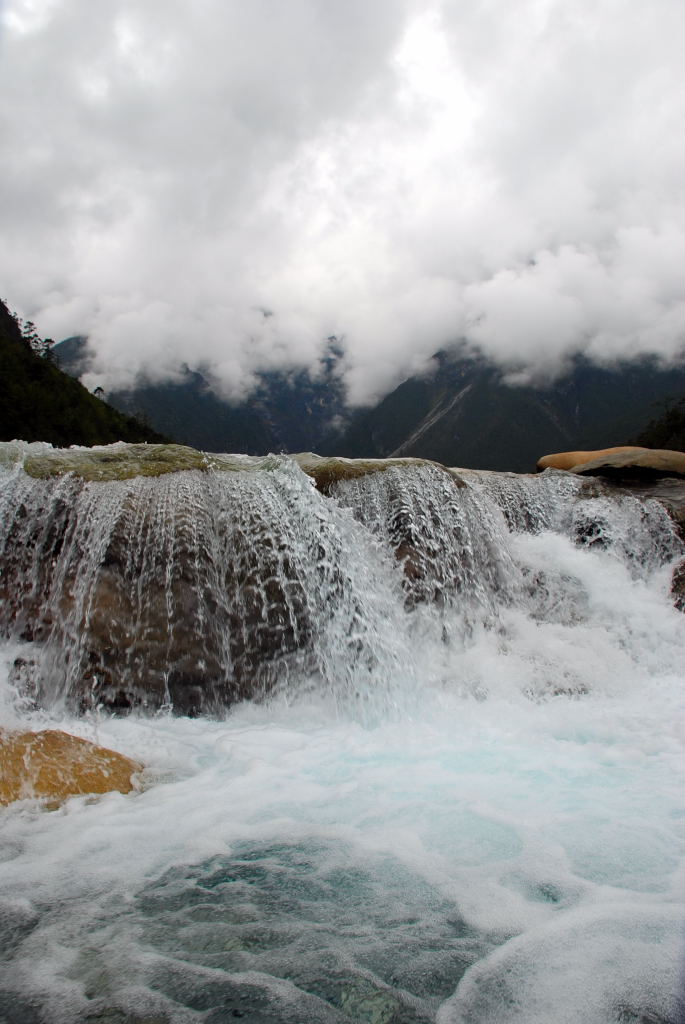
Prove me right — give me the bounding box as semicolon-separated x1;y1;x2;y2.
0;444;680;715
0;449;418;715
0;443;684;1024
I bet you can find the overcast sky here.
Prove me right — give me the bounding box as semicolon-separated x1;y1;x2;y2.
1;0;684;404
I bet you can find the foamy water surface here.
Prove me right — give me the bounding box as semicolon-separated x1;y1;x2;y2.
0;460;684;1023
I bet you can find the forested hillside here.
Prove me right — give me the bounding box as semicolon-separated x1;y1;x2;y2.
46;325;685;468
0;300;169;446
54;335;346;455
331;352;685;471
634;397;685;451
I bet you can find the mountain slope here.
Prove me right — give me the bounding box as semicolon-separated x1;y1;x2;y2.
52;333;685;470
331;352;685;471
0;303;169;447
634;397;685;451
54;337;346;455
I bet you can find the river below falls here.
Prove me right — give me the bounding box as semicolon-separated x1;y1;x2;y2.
0;454;684;1023
1;651;684;1022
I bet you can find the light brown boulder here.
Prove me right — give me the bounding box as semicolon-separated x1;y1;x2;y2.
572;448;685;477
0;729;142;807
536;447;649;472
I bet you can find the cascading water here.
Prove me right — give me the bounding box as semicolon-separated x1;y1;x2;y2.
0;442;684;1024
0;448;416;717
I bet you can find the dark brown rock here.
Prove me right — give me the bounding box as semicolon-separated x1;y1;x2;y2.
671;560;685;612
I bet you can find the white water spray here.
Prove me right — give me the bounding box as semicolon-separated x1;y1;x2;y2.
0;445;683;1024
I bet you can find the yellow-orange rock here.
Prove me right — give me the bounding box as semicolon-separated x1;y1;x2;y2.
536;447;649;472
0;729;142;806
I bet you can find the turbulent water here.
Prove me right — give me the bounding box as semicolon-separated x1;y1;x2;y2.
0;444;684;1024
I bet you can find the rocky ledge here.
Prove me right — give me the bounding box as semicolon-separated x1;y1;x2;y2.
537;446;685;478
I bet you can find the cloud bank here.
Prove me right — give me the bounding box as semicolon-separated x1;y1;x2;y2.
1;0;684;404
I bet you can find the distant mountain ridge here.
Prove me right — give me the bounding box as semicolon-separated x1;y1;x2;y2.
54;336;346;456
333;351;685;471
53;336;685;471
634;397;685;452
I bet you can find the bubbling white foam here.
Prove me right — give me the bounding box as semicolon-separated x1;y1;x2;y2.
0;455;684;1023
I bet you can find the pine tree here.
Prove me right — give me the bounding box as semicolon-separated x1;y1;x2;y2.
21;320;40;352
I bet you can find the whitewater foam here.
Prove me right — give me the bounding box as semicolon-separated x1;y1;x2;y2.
0;451;684;1023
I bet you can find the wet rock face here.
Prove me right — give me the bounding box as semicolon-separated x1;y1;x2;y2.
0;730;141;806
671;560;685;612
328;464;508;614
0;449;414;716
1;443;682;715
0;470;322;715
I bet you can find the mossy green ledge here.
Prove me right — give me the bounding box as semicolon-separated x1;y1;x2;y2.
0;441;467;488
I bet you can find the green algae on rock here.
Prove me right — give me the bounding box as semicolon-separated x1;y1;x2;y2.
293;452;465;494
0;442;280;482
2;441;467;489
23;443;212;481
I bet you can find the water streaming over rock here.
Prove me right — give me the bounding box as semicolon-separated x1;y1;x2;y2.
0;450;421;716
0;443;684;1024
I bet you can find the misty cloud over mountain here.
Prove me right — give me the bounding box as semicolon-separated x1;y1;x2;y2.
2;0;684;405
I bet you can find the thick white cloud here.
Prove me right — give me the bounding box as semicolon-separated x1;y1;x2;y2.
1;0;684;404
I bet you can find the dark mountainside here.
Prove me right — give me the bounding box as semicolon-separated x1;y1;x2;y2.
0;302;168;447
54;336;346;456
634;397;685;452
53;334;685;470
330;352;685;471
